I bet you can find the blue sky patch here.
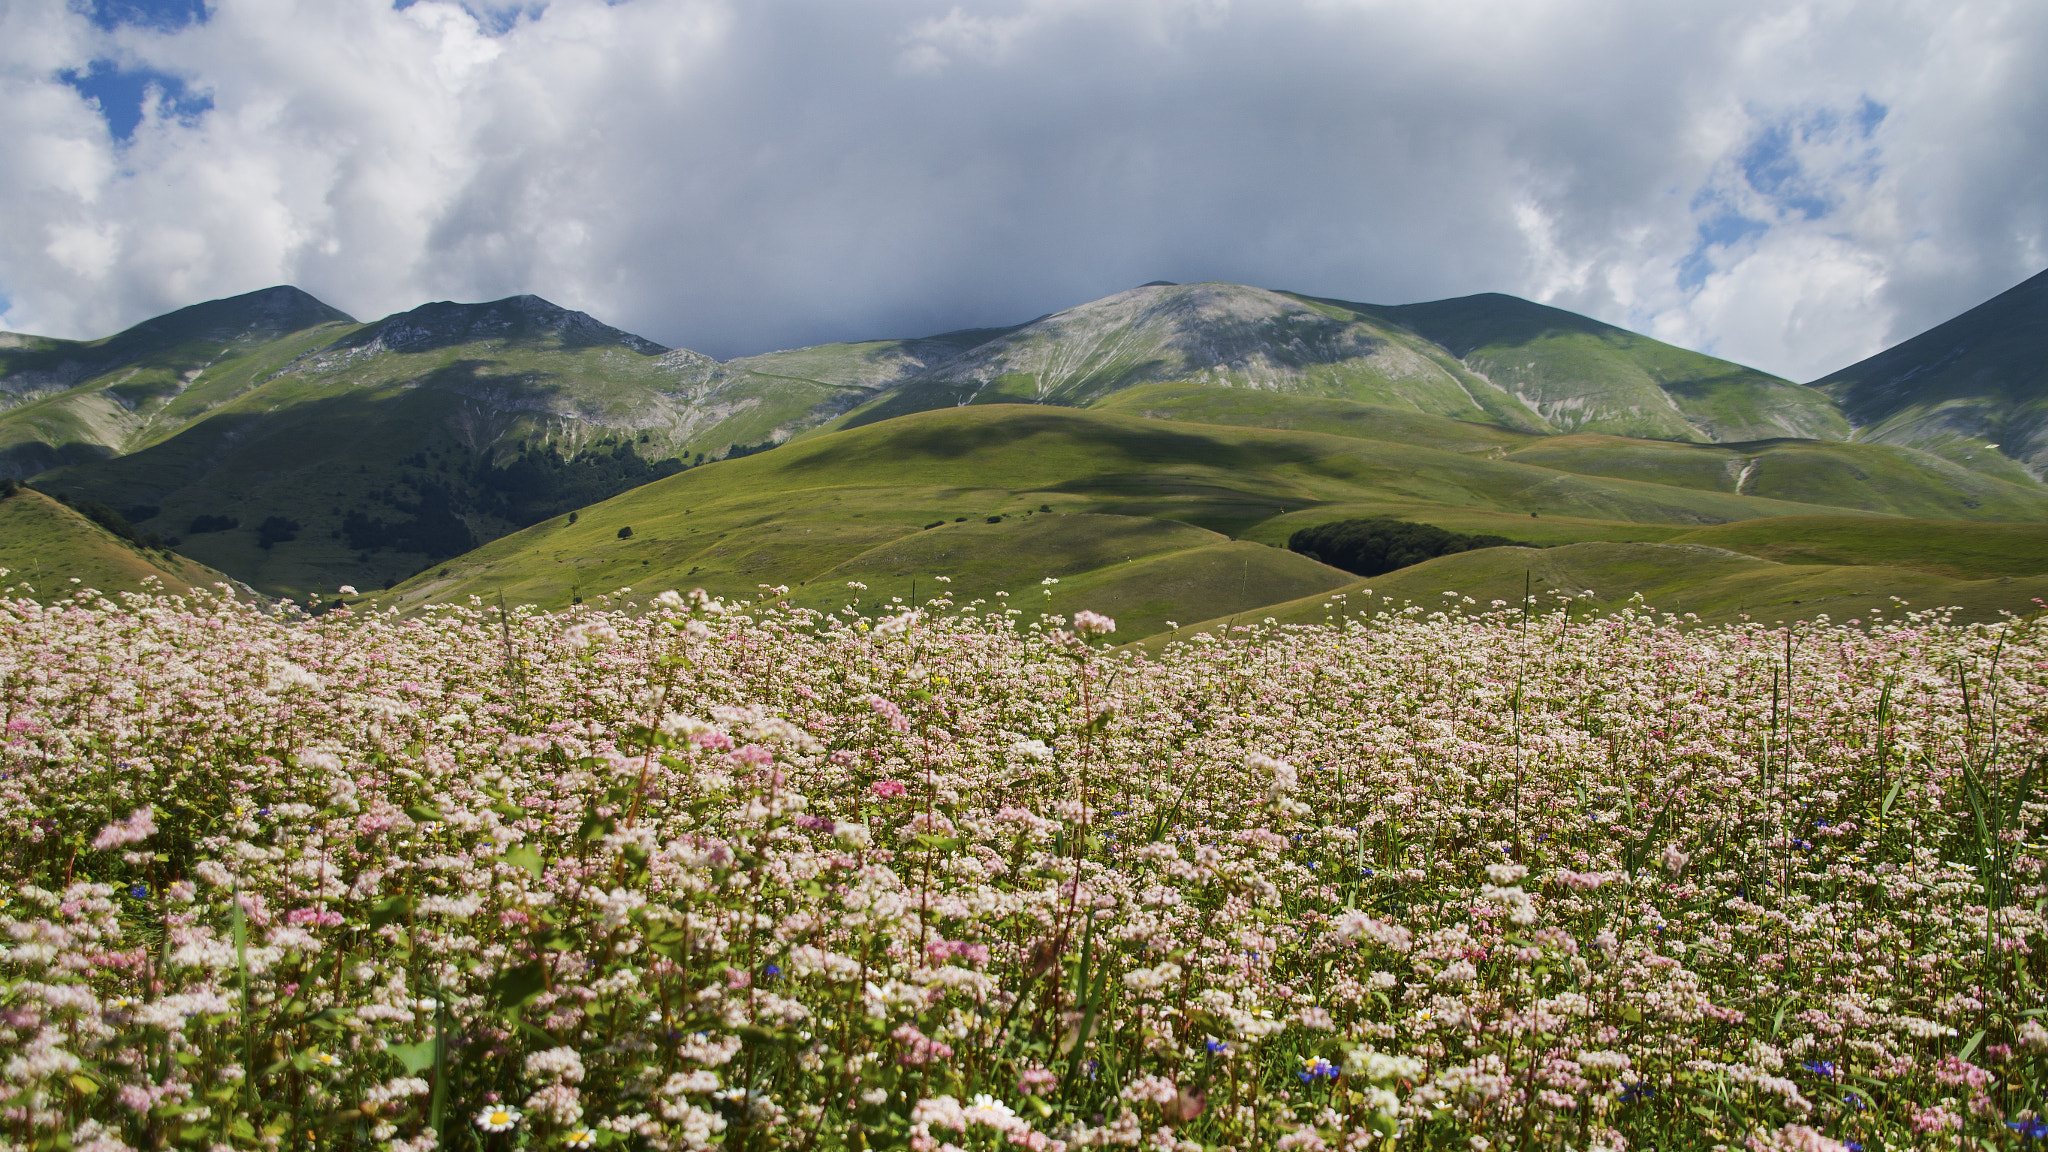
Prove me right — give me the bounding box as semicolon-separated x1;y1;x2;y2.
1678;212;1769;291
391;0;549;36
62;60;212;141
78;0;208;33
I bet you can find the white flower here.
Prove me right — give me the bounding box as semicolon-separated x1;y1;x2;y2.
1010;738;1054;762
475;1106;521;1132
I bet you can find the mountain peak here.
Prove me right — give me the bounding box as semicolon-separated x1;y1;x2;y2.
341;295;668;357
116;285;356;347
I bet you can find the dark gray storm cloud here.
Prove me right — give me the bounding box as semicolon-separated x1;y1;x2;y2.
3;0;2045;380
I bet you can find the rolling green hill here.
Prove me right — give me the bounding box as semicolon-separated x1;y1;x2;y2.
1811;267;2048;481
1151;538;2048;649
1664;516;2048;580
371;402;2022;633
14;270;2048;623
1093;384;2048;521
0;486;240;601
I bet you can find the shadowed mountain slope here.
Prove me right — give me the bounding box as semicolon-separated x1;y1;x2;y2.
1810;267;2048;480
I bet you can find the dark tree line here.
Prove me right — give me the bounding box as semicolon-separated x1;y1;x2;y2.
1287;517;1536;577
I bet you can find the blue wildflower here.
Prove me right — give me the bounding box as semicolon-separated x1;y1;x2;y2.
2010;1119;2048;1140
1206;1039;1230;1055
762;964;781;978
1298;1057;1340;1083
128;884;148;899
1619;1082;1655;1104
1801;1060;1838;1080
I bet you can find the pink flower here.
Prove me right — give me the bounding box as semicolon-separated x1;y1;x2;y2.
1072;609;1116;637
891;1023;954;1065
91;807;155;851
871;780;908;800
729;743;774;767
868;696;911;732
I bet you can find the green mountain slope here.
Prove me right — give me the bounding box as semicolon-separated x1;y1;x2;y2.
843;282;1550;431
1810;267;2048;481
1096;385;2048;521
0;286;356;477
27;294;875;599
1332;291;1851;443
374;403;1965;630
835;281;1841;449
0;487;240;601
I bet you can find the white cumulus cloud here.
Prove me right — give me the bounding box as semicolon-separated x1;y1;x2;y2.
0;0;2043;382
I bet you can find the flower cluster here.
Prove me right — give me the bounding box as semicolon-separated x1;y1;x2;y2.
0;580;2044;1151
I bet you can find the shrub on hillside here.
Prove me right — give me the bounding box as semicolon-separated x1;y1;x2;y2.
1288;516;1532;576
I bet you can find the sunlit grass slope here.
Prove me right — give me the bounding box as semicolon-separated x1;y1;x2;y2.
381;404;1939;629
1312;290;1851;443
1095;385;2048;521
1152;539;2048;648
1666;516;2048;579
0;488;237;600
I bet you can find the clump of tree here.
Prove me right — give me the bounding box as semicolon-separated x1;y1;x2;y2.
31;488;173;551
342;483;474;560
724;438;779;460
1287;517;1535;577
256;516;302;550
472;438;684;527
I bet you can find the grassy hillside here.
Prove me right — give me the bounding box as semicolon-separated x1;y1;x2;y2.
374;404;1957;631
1810;267;2048;481
844;283;1552;432
1666;516;2048;579
1325;291;1851;443
0;487;239;601
1096;384;2048;521
29;296;878;599
0;286;356;478
1152;538;2048;648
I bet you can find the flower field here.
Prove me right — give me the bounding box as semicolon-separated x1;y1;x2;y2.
4;581;2048;1152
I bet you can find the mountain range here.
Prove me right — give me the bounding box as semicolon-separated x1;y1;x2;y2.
3;268;2045;632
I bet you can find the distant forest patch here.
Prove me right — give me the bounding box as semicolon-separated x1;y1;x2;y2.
1288;517;1535;577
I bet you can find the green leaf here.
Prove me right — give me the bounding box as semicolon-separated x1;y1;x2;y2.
369;895;412;928
499;845;543;880
388;1041;436;1074
67;1073;98;1095
1959;1029;1986;1062
405;804;445;824
493;962;549;1010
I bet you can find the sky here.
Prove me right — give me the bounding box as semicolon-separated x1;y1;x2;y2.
2;0;2045;380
